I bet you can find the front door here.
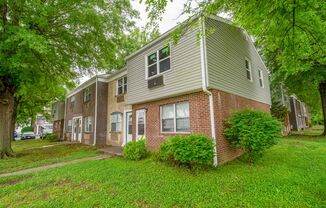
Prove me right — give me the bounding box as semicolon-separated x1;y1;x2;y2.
73;117;82;142
125;111;133;144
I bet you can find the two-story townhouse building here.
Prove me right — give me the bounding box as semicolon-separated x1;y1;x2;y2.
127;16;271;165
64;74;108;145
106;69;133;146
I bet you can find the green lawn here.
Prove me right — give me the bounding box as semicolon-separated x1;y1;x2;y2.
0;137;325;207
0;140;99;174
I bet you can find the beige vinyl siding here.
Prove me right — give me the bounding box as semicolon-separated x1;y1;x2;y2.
205;18;271;105
127;28;203;105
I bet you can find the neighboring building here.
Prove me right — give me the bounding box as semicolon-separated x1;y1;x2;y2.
51;101;65;139
33;112;53;137
127;16;271;165
64;74;109;145
272;85;310;132
289;96;310;131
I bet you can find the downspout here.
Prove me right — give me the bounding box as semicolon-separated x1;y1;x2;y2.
63;99;67;140
200;16;218;166
93;76;98;146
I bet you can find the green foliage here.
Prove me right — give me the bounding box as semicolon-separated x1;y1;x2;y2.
270;99;289;123
311;110;324;126
224;110;282;163
123;139;148;161
21;127;33;133
43;133;59;142
159;134;214;168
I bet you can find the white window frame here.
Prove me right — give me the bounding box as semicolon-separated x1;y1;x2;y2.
83;87;91;102
258;68;264;88
145;44;171;80
245;57;253;82
160;102;190;133
116;76;127;95
67;120;72;132
84;116;92;132
111;112;122;132
136;109;146;139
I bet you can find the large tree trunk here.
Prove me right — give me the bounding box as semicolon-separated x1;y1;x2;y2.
319;82;326;136
0;88;15;158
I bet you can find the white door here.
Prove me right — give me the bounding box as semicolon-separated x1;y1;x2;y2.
136;109;146;140
125;111;133;144
73;117;82;142
78;118;82;142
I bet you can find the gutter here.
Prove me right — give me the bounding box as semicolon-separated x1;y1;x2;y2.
93;76;98;146
200;16;218;166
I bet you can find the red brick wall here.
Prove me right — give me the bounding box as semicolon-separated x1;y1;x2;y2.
212;89;270;164
132;90;270;164
132;91;211;151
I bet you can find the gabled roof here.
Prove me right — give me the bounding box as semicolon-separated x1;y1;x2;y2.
66;68;127;98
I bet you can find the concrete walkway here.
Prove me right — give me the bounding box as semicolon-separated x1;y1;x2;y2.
0;155;109;178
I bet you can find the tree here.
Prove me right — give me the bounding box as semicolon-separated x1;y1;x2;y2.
143;0;326;134
0;0;141;158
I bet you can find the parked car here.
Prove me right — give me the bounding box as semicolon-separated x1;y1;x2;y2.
13;131;18;138
21;132;36;140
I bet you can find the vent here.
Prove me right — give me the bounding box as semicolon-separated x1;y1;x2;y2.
117;95;125;103
148;76;164;89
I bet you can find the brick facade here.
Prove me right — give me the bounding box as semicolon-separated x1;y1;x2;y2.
132;89;270;164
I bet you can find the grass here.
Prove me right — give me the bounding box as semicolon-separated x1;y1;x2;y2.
0;139;99;174
0;136;325;207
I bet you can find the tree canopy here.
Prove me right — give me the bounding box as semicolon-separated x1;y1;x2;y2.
0;0;154;157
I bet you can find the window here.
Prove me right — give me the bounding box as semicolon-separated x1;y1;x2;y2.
84;117;92;132
117;76;127;95
67;120;72;132
147;45;171;78
258;69;264;88
84;87;91;102
161;102;190;133
111;112;122;132
245;58;252;81
70;96;75;108
136;110;146;137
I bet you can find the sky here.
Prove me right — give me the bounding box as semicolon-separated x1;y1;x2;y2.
131;0;192;34
79;0;191;84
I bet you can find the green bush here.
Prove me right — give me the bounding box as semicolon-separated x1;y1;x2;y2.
159;134;214;168
43;133;60;142
123;139;148;160
21;127;33;133
224;109;282;163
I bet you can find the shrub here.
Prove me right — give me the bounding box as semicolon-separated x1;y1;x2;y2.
159;134;214;168
123;139;148;160
224;109;282;163
43;133;60;142
21;127;33;133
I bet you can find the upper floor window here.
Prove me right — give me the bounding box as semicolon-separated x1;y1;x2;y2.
84;116;92;132
147;45;171;78
258;69;264;88
84;87;91;102
117;76;127;95
245;58;252;81
111;112;122;132
69;96;75;108
161;102;190;133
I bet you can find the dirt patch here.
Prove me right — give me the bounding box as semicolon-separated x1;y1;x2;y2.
0;175;33;186
287;133;325;138
284;141;304;146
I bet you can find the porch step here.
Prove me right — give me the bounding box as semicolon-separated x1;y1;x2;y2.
97;146;123;157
